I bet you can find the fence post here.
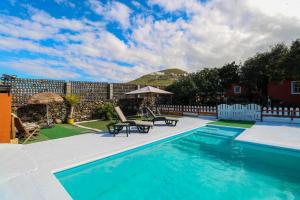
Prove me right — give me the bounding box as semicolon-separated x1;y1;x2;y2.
260;105;263;122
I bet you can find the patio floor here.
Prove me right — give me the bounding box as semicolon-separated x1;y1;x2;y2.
1;117;300;200
236;121;300;150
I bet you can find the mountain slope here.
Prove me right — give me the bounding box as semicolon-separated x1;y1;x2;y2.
128;68;188;86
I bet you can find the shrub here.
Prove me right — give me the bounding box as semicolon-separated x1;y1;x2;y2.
96;102;116;120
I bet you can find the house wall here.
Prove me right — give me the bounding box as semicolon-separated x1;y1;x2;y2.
268;80;300;105
224;84;247;97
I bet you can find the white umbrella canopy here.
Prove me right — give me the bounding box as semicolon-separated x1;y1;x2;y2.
125;86;173;95
126;86;173;110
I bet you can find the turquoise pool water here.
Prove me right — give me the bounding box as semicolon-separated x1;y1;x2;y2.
55;125;300;200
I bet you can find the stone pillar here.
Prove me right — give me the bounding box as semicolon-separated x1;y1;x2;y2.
108;83;113;100
65;82;71;95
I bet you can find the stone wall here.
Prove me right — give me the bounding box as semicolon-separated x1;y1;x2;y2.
73;101;104;121
16;103;68;125
16;101;107;124
4;77;165;123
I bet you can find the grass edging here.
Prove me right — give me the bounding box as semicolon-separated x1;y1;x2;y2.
74;123;102;132
208;119;255;128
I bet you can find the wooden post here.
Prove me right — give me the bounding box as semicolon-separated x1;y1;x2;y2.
11;114;16;139
137;85;140;98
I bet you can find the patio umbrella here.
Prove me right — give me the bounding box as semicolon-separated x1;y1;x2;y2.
126;86;173;110
125;86;173;95
28;92;64;126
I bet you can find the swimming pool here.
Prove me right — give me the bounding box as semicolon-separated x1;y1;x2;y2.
55;125;300;200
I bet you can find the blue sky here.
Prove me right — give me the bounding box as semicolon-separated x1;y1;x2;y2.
0;0;299;82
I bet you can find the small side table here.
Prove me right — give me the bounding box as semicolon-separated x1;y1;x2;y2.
107;122;130;137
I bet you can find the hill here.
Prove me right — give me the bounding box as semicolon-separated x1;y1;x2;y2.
128;68;188;86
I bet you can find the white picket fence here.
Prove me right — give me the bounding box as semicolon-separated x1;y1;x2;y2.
262;107;300;123
156;104;300;123
218;104;261;121
156;105;217;116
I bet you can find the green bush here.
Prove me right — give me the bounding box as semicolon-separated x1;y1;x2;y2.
96;102;116;120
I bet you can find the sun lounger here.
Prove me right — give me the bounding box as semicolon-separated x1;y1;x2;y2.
114;106;153;133
12;113;40;144
145;107;178;126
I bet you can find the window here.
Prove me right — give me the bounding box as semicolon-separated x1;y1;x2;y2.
291;81;300;94
233;86;241;94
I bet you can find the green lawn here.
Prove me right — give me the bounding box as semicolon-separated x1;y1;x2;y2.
208;120;255;128
22;124;91;144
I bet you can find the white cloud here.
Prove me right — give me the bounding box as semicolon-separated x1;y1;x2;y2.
137;0;300;70
0;37;60;56
148;0;201;13
246;0;300;19
31;11;88;32
54;0;76;8
0;15;58;40
0;0;300;82
0;59;79;79
89;0;131;29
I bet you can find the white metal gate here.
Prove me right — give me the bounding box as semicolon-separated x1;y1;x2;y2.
218;104;261;121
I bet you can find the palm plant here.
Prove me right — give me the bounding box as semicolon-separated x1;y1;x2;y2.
65;94;80;123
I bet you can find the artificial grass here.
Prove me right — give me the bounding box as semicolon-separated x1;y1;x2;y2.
208;120;255;128
41;124;90;139
23;124;91;144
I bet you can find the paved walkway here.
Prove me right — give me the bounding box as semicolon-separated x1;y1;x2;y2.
236;122;300;150
0;117;210;200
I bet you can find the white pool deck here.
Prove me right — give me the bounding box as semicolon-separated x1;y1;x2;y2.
236;121;300;150
1;117;300;200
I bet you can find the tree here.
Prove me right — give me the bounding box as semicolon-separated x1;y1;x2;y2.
280;39;300;79
240;44;288;103
193;68;221;104
167;75;197;105
267;44;289;81
218;62;240;93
